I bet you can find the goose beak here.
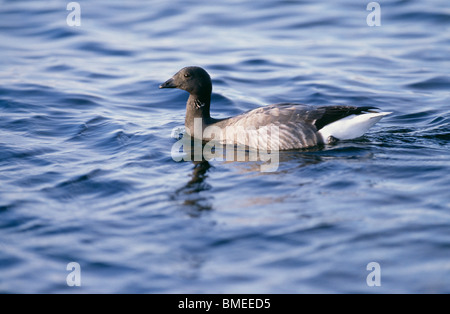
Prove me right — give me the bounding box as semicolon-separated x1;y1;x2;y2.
159;78;176;89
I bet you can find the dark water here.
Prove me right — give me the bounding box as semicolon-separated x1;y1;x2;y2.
1;0;449;293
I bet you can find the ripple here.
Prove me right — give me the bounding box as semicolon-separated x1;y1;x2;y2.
62;96;102;108
391;10;450;24
75;42;136;57
44;169;134;201
0;145;57;164
392;110;438;125
406;76;450;91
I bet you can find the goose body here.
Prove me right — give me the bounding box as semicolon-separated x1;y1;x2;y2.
160;66;391;150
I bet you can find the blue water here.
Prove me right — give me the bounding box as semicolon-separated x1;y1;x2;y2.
1;0;449;293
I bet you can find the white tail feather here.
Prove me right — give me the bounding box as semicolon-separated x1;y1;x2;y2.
318;112;392;142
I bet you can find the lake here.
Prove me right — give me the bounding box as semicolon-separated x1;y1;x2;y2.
0;0;449;293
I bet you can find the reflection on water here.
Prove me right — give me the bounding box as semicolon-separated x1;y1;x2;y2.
173;160;213;216
172;140;376;219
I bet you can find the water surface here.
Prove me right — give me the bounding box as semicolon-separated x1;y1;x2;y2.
0;0;449;293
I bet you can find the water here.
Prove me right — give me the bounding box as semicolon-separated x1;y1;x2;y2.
0;0;449;293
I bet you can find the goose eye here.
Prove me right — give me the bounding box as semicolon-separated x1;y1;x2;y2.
184;73;191;78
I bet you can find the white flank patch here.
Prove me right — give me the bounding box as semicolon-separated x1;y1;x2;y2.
318;112;392;142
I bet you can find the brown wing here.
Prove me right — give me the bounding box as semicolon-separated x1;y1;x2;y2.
211;103;379;149
313;106;379;130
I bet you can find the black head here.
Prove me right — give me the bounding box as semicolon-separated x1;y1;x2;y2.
159;66;212;97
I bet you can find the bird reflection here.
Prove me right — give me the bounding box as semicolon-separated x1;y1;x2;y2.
172;138;325;216
185;160;212;191
174;156;213;216
172;136;376;217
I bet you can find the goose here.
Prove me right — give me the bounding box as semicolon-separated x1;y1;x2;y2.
160;66;391;150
